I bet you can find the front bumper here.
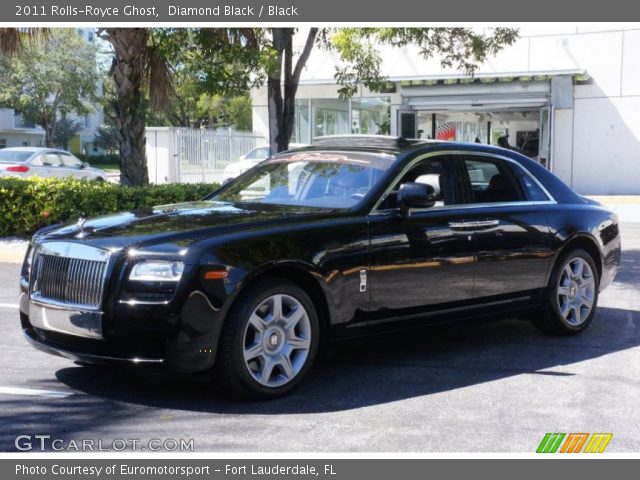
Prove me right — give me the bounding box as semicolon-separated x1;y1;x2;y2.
19;287;226;373
22;327;165;366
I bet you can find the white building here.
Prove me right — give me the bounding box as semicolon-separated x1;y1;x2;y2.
251;25;640;195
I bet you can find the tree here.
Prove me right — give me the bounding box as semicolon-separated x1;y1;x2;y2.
100;28;265;186
0;27;518;185
225;95;253;131
195;93;252;130
0;29;98;147
99;28;166;186
149;29;264;130
93;124;119;154
264;27;519;154
266;28;318;154
52;117;83;150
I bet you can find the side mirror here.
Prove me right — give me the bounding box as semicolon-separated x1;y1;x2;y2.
397;182;436;214
81;162;89;169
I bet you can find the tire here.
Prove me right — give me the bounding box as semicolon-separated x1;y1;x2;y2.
215;277;320;399
533;248;600;335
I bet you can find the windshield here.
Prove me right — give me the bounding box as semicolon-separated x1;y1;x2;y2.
0;150;32;163
210;151;395;209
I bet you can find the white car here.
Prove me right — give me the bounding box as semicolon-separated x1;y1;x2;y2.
0;147;108;181
222;144;306;184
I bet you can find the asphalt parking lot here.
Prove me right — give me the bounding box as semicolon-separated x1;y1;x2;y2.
0;222;639;453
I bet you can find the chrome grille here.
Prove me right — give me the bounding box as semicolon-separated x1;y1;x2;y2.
30;242;110;310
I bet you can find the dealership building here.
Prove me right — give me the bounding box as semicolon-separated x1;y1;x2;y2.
251;26;640;195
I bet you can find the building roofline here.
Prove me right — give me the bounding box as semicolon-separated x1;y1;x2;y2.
298;69;588;86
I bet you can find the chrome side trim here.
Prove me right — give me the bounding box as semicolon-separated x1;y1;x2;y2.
347;295;534;329
370;200;557;216
370;149;557;214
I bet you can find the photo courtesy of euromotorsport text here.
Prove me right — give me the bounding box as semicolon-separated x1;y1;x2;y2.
0;0;639;478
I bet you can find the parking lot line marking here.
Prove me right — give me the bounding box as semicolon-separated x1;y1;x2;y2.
0;386;75;398
0;303;18;309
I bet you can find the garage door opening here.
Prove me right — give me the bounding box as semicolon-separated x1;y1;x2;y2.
410;108;552;169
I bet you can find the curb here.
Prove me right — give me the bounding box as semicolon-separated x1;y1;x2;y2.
587;196;640;205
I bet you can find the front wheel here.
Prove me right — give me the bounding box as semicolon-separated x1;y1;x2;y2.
216;278;320;398
533;248;599;335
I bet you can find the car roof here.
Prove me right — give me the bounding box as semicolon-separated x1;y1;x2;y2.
0;147;67;154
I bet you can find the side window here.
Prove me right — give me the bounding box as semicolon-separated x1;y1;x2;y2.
462;157;523;204
380;156;455;209
42;153;62;167
60;153;83;168
511;164;550;201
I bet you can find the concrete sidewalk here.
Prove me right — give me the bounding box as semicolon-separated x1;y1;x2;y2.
588;196;640;223
0;240;28;264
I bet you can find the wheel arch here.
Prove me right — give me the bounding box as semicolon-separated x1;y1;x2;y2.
227;262;333;346
557;234;603;282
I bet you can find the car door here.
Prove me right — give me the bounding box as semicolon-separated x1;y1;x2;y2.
454;153;554;300
40;153;65;178
366;154;477;322
59;152;90;179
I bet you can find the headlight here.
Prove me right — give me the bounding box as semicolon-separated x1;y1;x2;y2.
129;261;184;282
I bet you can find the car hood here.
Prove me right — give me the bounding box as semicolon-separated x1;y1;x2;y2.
35;201;341;252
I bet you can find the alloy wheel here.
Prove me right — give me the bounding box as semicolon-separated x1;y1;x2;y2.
242;294;312;388
556;256;596;326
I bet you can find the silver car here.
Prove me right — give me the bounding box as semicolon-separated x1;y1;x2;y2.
0;147;108;181
222;144;307;184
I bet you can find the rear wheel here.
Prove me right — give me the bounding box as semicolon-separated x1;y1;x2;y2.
533;248;599;335
216;278;319;398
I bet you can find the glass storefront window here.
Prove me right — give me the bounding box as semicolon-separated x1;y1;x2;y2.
293;97;391;142
351;97;391;135
292;99;310;144
312;99;349;137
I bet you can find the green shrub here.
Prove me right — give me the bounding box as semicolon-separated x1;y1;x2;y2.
0;177;219;237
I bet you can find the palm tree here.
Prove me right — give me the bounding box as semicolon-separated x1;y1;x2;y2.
0;28;43;54
99;28;172;186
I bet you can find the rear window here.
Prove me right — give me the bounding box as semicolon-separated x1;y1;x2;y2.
511;163;550;201
0;151;32;163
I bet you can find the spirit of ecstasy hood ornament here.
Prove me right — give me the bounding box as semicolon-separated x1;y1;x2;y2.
75;217;87;238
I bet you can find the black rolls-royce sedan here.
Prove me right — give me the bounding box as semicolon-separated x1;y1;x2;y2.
19;136;621;398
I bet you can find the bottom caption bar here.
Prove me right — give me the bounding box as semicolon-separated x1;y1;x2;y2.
4;459;638;480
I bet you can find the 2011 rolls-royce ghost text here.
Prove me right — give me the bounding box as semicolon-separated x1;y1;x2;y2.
18;136;621;398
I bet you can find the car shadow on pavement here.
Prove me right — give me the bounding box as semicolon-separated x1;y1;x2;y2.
1;305;639;451
39;305;640;415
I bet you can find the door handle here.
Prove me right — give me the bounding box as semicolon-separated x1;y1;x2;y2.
449;219;499;230
448;221;474;230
